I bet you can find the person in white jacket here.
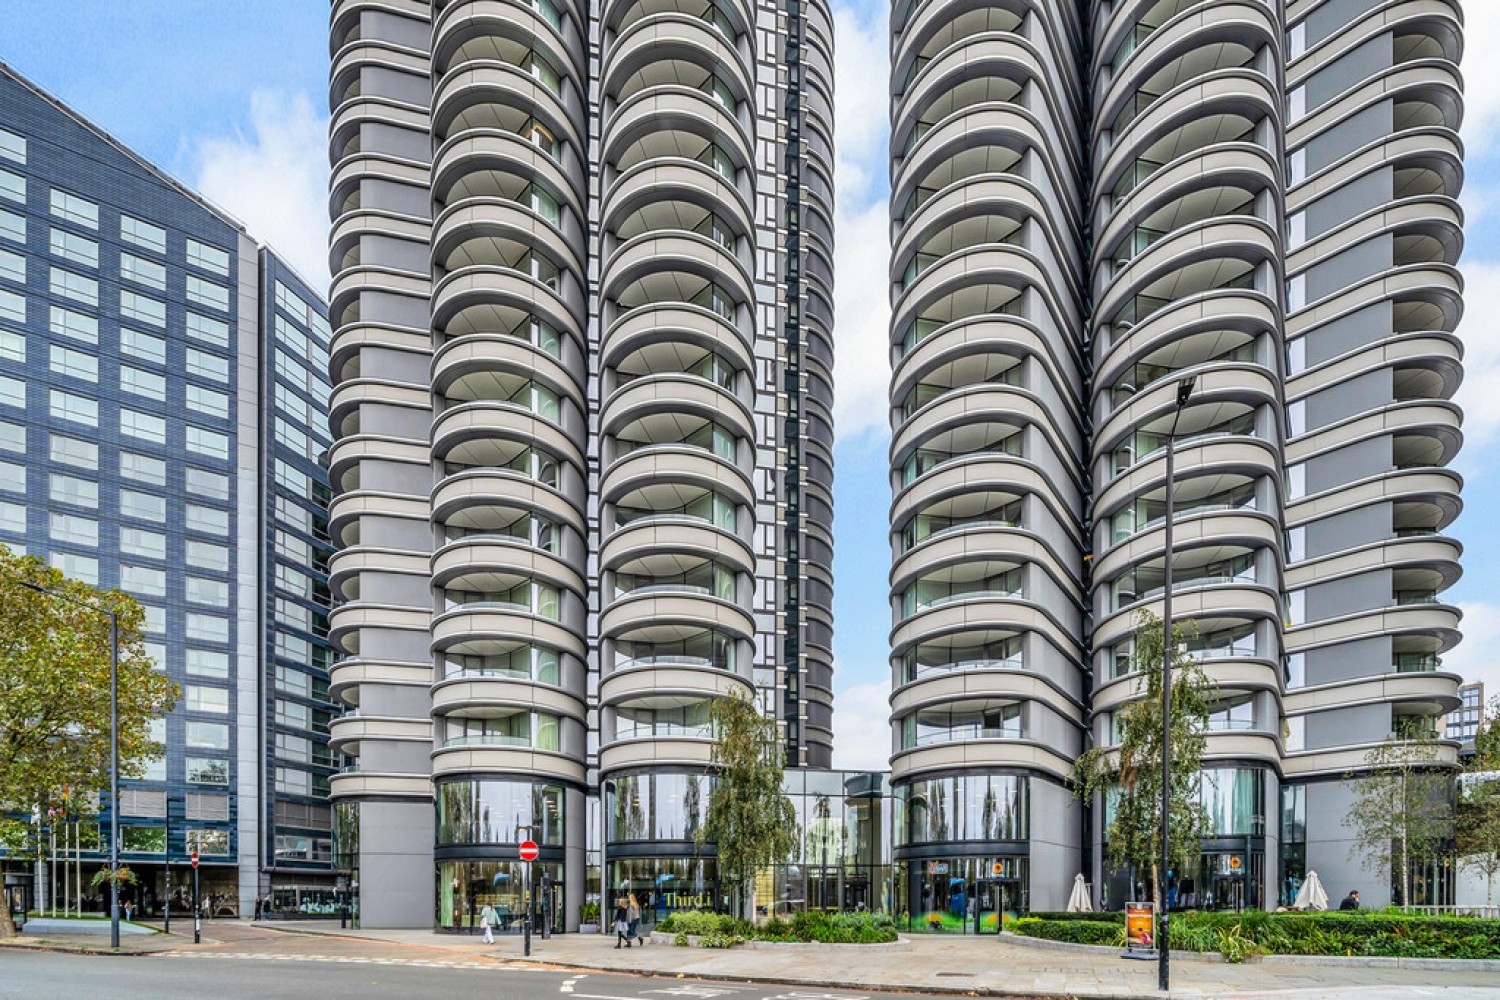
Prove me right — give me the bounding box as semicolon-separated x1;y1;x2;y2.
479;902;498;944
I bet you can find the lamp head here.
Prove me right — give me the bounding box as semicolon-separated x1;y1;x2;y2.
1175;376;1196;408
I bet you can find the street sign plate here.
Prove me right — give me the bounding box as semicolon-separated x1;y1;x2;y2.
519;840;539;861
190;851;199;869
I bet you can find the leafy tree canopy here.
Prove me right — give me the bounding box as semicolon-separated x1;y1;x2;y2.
0;544;177;932
697;690;797;915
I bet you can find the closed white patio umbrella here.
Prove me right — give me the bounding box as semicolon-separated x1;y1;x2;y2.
1066;873;1092;913
1292;870;1329;911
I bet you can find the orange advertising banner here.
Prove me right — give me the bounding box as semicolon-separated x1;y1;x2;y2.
1125;901;1155;951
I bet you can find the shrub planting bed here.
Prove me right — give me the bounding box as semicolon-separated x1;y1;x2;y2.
658;910;899;947
1010;910;1500;961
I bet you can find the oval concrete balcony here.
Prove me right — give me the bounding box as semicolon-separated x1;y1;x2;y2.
1093;584;1282;648
603;304;754;375
601;13;754;109
890;737;1076;785
890;669;1081;725
1093;509;1280;583
431;743;587;783
1093;655;1281;714
431;675;585;721
597;735;715;774
602;86;754;170
329;771;432;801
599;662;751;706
328;713;431;757
890;527;1075;604
599;518;754;578
329;657;432;709
430;402;584;471
601;159;753;248
431;334;584;406
431;263;581;343
598;591;755;644
432;607;587;660
600;445;754;512
431;62;578;152
432;197;583;280
430;538;585;597
432;469;585;535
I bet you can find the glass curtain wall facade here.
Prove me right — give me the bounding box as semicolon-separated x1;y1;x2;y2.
0;64;337;917
887;0;1465;913
326;0;836;929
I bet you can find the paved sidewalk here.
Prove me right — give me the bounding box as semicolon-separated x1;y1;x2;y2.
260;920;1500;998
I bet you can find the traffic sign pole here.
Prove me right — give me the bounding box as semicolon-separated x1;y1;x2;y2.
518;841;538;957
191;851;200;944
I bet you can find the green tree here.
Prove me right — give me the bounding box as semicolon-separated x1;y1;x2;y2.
1342;720;1455;907
0;545;177;935
697;690;796;919
1457;696;1500;905
1074;610;1214;907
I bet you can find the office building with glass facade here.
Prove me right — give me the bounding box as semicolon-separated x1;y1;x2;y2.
887;0;1465;914
326;0;836;929
0;63;337;918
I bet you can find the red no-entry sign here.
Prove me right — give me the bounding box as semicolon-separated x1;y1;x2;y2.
518;840;539;862
190;851;199;869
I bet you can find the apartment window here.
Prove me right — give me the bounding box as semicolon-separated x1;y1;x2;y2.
121;826;166;852
1285;715;1306;752
49;389;98;426
120;290;166;328
120;408;167;444
275;732;312;764
186;348;229;383
0;128;23;164
275;767;312;796
49;228;98;268
120;526;167;559
49;433;98;469
186;275;229;311
121;564;167;597
0;420;23;454
0;460;23;493
185;312;229;347
186;648;230;678
185;383;229;418
0;500;25;534
50;267;98;306
142;641;166;671
49;189;98;229
0;288;23;325
185;467;230;501
0;329;21;362
185;239;230;275
119;451;167;485
186;756;229;785
186;425;230;460
49;473;98;508
185;794;230;822
186;721;230;749
50;512;98;546
0;169;24;204
186;540;230;572
120;366;166;401
120;215;167;253
49;346;97;383
0;207;23;242
119;489;167;522
186;504;229;535
185;576;229;607
141;605;165;633
187;829;231;856
186;613;229;643
186;685;230;715
0;373;23;408
119;253;166;290
50;551;99;584
50;306;99;344
0;247;23;283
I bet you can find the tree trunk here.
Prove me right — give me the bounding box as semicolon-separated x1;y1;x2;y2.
0;881;14;937
1151;862;1161;914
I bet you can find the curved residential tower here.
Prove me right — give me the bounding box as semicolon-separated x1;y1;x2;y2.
888;0;1464;914
328;0;835;928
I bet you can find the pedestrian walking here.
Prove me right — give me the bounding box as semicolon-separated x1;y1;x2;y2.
626;893;642;946
1338;889;1361;911
613;897;630;948
479;902;498;944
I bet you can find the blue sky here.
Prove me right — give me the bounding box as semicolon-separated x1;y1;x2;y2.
7;0;1499;769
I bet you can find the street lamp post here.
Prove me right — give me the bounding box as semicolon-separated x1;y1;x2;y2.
1159;376;1195;993
20;581;120;950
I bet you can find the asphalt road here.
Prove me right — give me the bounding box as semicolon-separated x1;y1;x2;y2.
0;952;948;1000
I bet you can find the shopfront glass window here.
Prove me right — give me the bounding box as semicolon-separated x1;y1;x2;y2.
607;772;713;842
898;775;1028;845
438;859;563;933
1198;767;1265;836
437;779;565;846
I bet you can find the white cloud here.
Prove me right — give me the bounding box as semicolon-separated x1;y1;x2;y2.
1453;260;1500;454
1463;3;1500;159
1442;601;1500;699
831;1;893;444
192;91;331;291
832;680;893;771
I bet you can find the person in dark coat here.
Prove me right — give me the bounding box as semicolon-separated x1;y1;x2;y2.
613;897;631;948
1338;890;1360;911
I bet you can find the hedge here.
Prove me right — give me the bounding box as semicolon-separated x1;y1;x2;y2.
658;910;899;945
1011;910;1500;960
